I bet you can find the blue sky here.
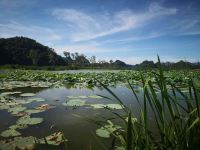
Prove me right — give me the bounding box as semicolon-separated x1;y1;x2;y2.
0;0;200;64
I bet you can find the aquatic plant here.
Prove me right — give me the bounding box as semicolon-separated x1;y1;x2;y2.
96;56;200;150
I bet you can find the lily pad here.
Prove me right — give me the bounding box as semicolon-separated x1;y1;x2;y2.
14;136;36;149
0;142;13;150
89;104;106;109
96;120;121;138
20;93;36;97
106;104;124;109
88;103;124;109
27;97;45;102
0;91;21;96
67;95;87;99
0;105;10;110
7;102;19;106
16;115;43;129
88;95;103;99
39;132;67;146
25;109;45;114
0;128;21;137
8;106;26;115
64;99;86;107
17;99;33;104
0;136;36;150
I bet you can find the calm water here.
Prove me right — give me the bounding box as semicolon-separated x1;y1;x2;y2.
0;69;187;149
53;69;121;74
0;85;142;150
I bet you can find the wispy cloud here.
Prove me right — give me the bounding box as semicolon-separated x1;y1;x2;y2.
52;2;177;42
0;21;62;44
55;41;119;55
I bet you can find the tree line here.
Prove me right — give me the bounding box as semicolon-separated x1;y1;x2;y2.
0;37;131;68
0;36;199;70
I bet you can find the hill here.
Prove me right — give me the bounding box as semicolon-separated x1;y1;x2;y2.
0;37;65;66
0;37;131;69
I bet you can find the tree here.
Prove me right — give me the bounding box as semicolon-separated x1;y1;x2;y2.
74;54;90;66
29;49;39;65
89;56;96;64
109;60;113;64
63;51;73;65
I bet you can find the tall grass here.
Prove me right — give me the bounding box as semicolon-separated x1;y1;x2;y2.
99;56;200;150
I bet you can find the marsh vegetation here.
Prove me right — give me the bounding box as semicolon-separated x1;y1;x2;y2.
0;57;200;149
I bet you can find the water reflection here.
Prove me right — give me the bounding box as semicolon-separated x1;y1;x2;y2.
0;85;138;150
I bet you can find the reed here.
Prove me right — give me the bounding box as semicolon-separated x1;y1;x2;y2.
98;56;200;150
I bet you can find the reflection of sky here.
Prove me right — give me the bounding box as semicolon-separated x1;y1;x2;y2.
0;0;200;64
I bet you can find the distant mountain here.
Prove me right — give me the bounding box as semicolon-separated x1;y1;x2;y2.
113;60;132;68
0;37;65;66
134;60;200;69
2;37;198;70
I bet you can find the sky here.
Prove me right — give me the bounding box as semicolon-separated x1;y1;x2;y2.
0;0;200;64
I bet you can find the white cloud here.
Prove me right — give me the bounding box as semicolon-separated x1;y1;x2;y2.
54;41;113;55
52;3;177;42
0;21;62;44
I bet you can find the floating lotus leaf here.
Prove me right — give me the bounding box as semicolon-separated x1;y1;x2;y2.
6;102;19;106
0;104;10;110
96;127;110;138
0;98;6;103
17;99;33;104
67;96;87;99
77;96;88;99
0;142;13;150
0;128;21;137
8;106;26;115
25;109;44;114
96;120;121;138
89;103;124;109
89;104;106;109
39;132;67;146
0;91;21;96
0;136;36;150
27;97;45;102
9;125;18;130
14;136;36;149
88;95;103;99
106;104;124;109
16;115;43;129
20;93;36;97
64;99;86;107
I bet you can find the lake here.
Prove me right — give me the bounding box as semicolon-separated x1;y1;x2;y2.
0;70;189;150
0;81;143;150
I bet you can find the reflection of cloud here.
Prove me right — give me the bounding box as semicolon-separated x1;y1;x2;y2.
52;2;177;41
